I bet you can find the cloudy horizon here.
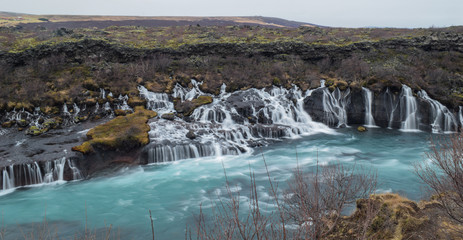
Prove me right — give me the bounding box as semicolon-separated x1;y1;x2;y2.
2;0;462;28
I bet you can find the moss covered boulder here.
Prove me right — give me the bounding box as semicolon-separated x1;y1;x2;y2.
161;112;175;120
72;106;157;154
357;126;367;132
174;95;213;116
1;121;15;128
26;126;45;136
114;109;127;116
16;119;28;127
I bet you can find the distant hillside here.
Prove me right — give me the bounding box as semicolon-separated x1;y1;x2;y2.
0;12;319;29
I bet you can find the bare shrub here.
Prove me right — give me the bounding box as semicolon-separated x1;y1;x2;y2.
337;55;370;82
415;132;463;226
284;162;377;239
191;155;377;239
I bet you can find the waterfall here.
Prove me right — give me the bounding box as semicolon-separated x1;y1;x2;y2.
73;103;81;116
62;104;70;116
399;85;420;132
43;157;66;183
67;159;83;180
0;158;83;191
320;79;326;88
459;107;463;130
384;88;399;129
172;79;205;101
418;90;457;133
2;166;14;190
117;95;132;111
146;143;241;163
100;88;106;99
94;102;100;113
141;82;335;163
138;86;174;114
320;88;350;128
362;87;377;127
104;102;111;111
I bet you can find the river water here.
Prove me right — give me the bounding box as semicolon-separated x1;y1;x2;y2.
0;127;431;239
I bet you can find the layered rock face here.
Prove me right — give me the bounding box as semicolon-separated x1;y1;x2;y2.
304;84;460;133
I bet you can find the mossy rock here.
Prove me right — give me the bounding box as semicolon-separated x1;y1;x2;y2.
26;125;48;136
334;80;348;91
161;112;175;120
43;118;60;129
71;141;94;154
72;106;157;154
127;96;147;108
40;106;60;115
357;126;367;132
74;116;88;123
2;121;15;128
82;78;99;91
193;96;213;105
84;98;98;106
16;119;28;127
114;109;127;116
186;130;196;139
174;95;213;116
6;101;34;112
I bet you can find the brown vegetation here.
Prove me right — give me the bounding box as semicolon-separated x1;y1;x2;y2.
415;132;463;235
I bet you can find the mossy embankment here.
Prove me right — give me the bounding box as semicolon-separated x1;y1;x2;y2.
72;106;157;154
0;25;462;117
329;193;463;240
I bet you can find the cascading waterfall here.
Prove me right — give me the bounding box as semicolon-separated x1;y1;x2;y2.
362;87;377;127
320;88;350;127
140;81;334;163
138;86;174;114
73;103;81;116
2;166;14;190
104;102;112;111
67;159;82;180
116;95;132;111
399;85;420;132
62;103;70;116
384;88;399;129
459;107;463;130
418;90;457;133
100;88;106;99
0;157;82;191
172;79;203;101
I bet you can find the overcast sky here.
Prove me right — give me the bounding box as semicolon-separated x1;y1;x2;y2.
2;0;462;28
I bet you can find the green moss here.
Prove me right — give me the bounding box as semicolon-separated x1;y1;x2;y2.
1;121;15;128
127;96;147;108
72;106;157;154
175;95;213;116
334;80;348;91
26;125;49;136
192;95;213;105
114;109;127;116
72;141;94;154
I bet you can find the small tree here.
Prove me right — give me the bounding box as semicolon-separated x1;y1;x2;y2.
284;162;377;239
415;132;463;225
192;154;377;239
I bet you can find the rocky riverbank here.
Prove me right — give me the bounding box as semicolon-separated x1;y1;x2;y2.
1;80;462;190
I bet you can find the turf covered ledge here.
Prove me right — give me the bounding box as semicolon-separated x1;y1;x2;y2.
72;106;157;154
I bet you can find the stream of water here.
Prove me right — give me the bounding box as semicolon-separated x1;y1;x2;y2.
0;128;431;239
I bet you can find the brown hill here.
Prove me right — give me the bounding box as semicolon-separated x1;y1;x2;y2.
0;12;319;29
